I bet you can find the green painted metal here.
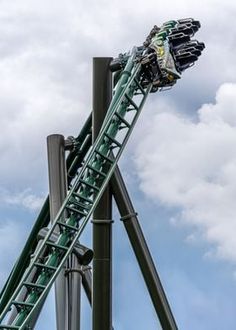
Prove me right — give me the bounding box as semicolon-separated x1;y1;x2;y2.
0;198;50;317
0;115;92;316
0;47;152;329
0;18;205;330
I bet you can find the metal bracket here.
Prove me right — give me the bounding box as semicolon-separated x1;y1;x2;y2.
65;136;82;152
91;219;114;224
120;212;138;222
65;266;92;277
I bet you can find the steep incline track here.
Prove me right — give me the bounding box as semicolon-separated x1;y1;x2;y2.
0;18;204;329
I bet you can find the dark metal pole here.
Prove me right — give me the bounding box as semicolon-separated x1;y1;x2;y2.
111;167;178;330
47;134;68;330
47;135;82;330
66;255;82;330
92;57;113;330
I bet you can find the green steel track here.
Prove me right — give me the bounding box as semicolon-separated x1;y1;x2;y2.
0;114;92;316
0;18;205;328
0;47;152;330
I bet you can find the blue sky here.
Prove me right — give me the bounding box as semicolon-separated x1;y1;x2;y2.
0;0;236;329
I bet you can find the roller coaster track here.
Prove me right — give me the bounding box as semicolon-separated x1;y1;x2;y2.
0;18;204;329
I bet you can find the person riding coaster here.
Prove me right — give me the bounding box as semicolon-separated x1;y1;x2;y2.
141;21;181;88
109;18;204;92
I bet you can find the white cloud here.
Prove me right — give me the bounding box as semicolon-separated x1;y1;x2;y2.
0;1;236;328
0;188;45;211
0;0;235;192
134;83;236;263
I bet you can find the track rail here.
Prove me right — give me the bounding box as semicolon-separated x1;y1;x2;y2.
0;48;152;330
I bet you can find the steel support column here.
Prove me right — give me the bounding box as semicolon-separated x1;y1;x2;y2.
47;134;82;330
47;134;68;330
66;255;82;330
92;57;113;330
111;167;178;330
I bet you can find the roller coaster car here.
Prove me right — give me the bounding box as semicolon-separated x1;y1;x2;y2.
110;18;205;93
141;18;204;91
172;40;205;72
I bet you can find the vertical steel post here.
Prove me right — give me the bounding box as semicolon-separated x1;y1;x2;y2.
111;167;178;330
92;57;113;330
66;255;82;330
47;134;68;330
47;134;82;330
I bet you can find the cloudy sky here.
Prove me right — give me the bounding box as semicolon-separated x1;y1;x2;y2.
0;0;236;329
